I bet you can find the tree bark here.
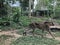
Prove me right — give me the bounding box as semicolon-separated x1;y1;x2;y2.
29;0;32;18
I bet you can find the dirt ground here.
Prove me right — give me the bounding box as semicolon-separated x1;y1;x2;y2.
46;33;60;41
0;29;60;45
0;29;23;45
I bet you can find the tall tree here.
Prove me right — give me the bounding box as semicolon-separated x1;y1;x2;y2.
19;0;29;10
0;0;7;17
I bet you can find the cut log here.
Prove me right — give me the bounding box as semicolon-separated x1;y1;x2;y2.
49;26;60;29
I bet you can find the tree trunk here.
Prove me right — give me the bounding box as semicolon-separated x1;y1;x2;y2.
29;0;32;18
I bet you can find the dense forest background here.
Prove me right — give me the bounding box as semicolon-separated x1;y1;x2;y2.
0;0;60;45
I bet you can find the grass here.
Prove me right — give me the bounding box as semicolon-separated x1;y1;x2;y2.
11;16;60;45
55;19;60;24
54;31;60;37
17;28;47;36
11;36;60;45
0;35;13;45
13;27;60;45
19;16;49;27
0;16;60;45
0;35;13;40
1;16;60;30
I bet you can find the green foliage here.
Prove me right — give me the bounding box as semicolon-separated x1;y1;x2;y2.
0;35;13;40
13;13;20;23
0;0;7;17
12;7;21;23
16;16;49;27
19;16;31;27
19;0;29;10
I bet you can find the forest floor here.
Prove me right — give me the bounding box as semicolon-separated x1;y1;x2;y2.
0;29;60;45
0;29;23;45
